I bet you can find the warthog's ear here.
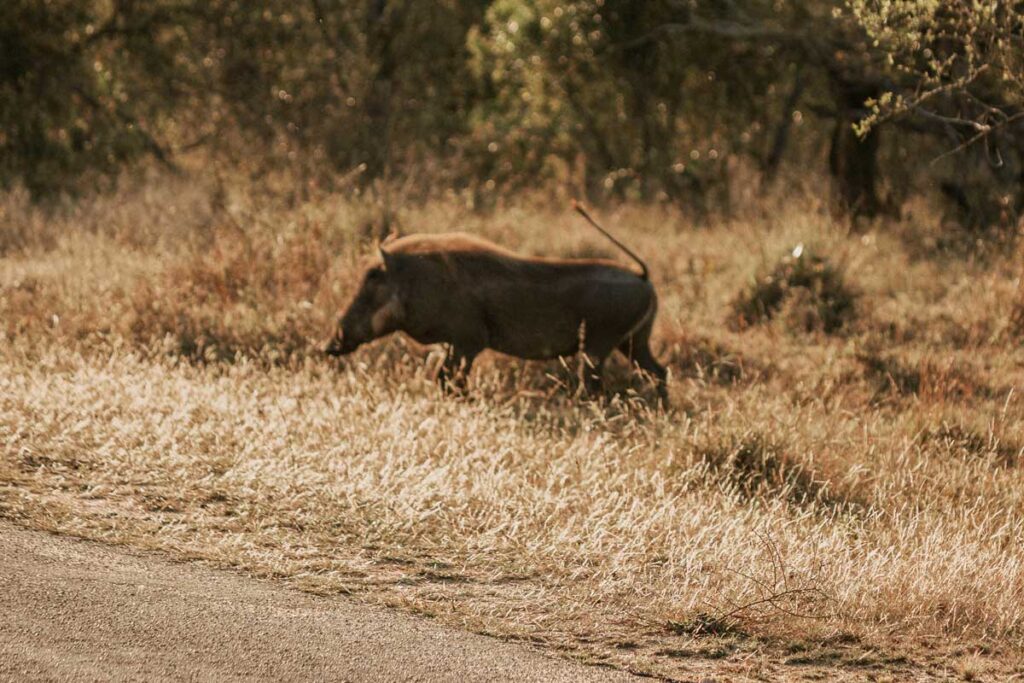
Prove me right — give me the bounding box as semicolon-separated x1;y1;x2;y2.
379;247;400;273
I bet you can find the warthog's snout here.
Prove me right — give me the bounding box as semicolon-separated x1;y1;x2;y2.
324;329;361;356
323;334;345;357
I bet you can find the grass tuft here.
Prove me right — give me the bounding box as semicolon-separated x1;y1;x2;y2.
729;244;857;334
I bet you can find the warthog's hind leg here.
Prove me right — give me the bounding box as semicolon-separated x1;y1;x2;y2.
618;324;669;407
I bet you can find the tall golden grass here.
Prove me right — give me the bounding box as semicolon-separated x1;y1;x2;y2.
2;171;1024;679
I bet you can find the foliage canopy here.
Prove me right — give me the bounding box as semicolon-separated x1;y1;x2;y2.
2;0;1022;225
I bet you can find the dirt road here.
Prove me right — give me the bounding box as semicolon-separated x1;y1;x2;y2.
0;523;640;682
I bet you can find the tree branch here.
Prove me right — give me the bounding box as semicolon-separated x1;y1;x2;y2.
916;108;991;132
929;110;1024;165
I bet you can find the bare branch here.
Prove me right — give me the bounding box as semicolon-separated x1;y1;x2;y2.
929;111;1024;165
717;587;833;623
916;108;991;132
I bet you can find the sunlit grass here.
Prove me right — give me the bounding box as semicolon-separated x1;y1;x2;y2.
2;173;1024;679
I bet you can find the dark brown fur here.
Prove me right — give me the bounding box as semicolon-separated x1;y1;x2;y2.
325;233;668;404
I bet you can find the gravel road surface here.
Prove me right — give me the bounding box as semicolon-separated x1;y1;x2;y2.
0;523;641;682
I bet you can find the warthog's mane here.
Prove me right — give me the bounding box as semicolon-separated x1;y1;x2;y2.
383;232;642;279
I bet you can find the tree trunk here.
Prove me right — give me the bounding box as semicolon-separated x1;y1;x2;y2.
828;83;880;217
764;67;804;182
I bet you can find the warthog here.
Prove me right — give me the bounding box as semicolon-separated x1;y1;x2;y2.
324;205;668;404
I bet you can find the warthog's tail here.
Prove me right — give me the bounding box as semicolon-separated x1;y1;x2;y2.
571;200;649;280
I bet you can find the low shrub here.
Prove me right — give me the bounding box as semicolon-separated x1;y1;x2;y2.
729;244;856;334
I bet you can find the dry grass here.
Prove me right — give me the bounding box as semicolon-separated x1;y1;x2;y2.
3;171;1024;680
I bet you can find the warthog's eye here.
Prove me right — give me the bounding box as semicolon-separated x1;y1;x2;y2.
366;267;385;282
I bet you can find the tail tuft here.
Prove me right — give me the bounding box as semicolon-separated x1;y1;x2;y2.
572;200;649;280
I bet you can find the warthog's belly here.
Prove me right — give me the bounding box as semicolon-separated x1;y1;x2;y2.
488;323;583;360
481;275;651;360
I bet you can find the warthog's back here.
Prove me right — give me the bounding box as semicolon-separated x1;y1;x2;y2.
387;232;642;280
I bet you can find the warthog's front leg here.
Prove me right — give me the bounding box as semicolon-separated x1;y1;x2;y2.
579;353;608;399
438;345;478;394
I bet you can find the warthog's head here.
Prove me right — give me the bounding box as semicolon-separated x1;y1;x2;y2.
324;250;405;357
